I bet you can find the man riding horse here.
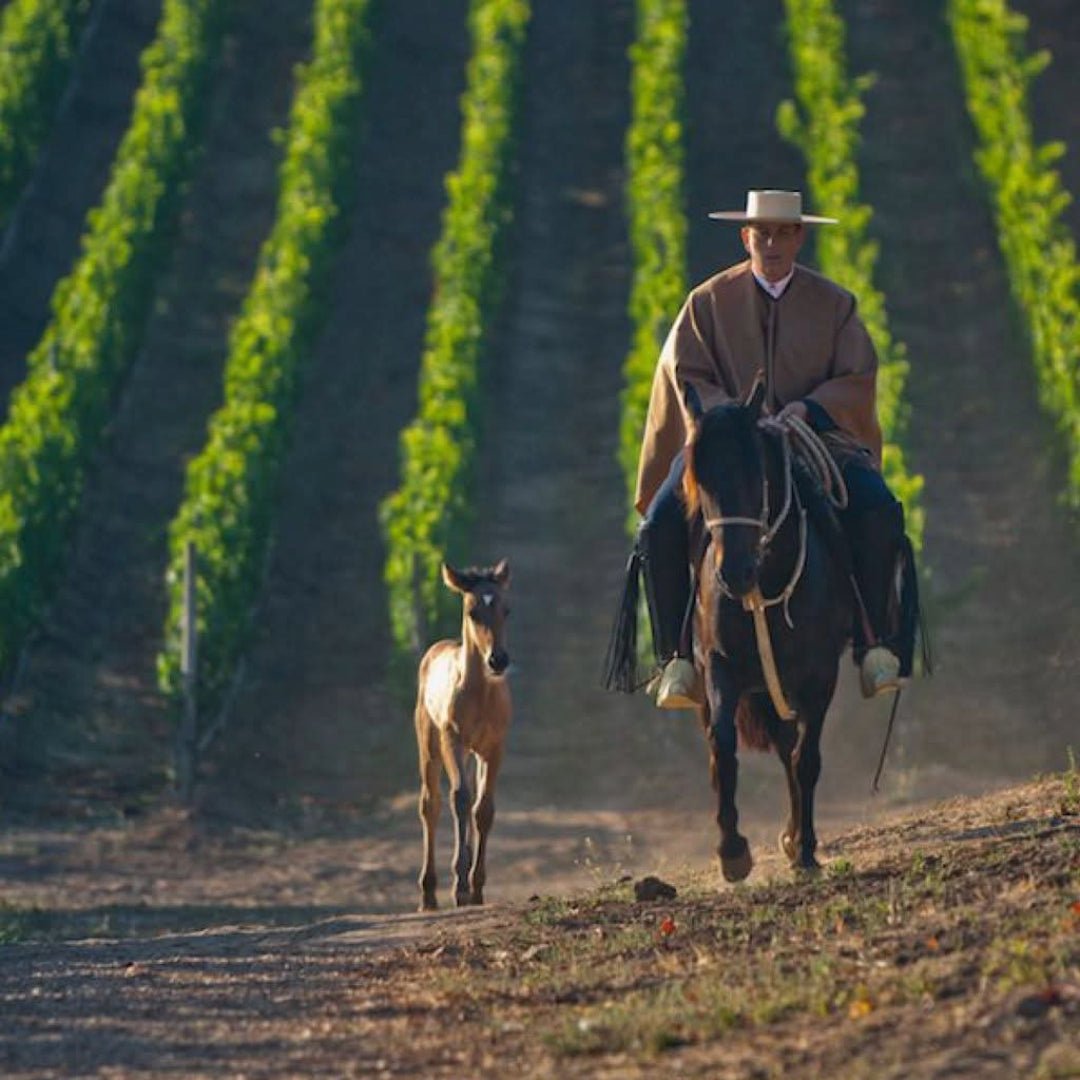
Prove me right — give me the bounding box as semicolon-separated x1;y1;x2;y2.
635;189;912;708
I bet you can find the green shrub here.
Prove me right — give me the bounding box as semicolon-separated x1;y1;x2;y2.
0;0;91;224
158;0;372;713
0;0;225;677
949;0;1080;513
618;0;687;527
379;0;530;655
778;0;924;547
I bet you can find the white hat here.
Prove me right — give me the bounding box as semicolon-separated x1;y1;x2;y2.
708;189;837;225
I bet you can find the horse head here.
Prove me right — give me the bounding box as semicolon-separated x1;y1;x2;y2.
682;380;769;601
442;559;511;676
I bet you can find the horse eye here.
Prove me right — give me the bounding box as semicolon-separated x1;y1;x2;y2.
503;605;511;617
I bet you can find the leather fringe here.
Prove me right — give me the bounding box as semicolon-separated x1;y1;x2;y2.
601;548;642;693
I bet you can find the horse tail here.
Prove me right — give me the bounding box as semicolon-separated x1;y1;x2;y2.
736;695;774;752
601;547;643;693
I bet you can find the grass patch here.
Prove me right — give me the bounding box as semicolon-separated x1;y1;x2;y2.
364;776;1079;1073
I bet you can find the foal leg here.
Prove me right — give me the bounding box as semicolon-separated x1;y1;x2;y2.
706;657;752;883
442;734;474;907
416;710;442;911
469;747;502;905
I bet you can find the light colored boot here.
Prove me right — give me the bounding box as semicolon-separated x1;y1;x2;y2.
655;657;703;710
860;645;902;699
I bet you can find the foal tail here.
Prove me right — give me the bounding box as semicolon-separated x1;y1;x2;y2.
601;547;643;693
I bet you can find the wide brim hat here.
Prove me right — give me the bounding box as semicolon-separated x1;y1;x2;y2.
708;189;837;225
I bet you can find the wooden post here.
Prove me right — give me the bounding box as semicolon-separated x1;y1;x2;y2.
176;541;198;803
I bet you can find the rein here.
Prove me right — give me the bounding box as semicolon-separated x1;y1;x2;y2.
703;419;846;722
704;430;807;628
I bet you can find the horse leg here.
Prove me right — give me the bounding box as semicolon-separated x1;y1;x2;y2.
441;734;474;907
706;656;752;883
468;747;502;905
774;705;824;873
415;707;442;911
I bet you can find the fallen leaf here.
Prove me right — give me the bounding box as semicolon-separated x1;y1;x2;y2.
848;997;874;1019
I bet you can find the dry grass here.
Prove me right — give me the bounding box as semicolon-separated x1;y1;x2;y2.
342;771;1079;1078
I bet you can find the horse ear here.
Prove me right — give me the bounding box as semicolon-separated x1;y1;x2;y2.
682;381;705;423
441;562;466;593
492;558;510;587
745;376;766;419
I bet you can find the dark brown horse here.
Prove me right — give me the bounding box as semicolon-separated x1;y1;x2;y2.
682;382;852;883
415;560;511;910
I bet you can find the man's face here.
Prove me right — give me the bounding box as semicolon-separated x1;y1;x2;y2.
741;222;805;282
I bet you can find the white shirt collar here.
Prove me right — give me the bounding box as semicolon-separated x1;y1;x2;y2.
752;267;795;299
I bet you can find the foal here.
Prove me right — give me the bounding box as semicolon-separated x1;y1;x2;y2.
415;560;511;911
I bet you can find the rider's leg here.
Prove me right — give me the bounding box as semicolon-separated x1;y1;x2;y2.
638;454;700;709
840;460;906;698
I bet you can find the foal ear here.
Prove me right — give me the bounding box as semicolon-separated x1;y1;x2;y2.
745;376;766;419
492;558;510;588
441;562;466;594
682;381;705;423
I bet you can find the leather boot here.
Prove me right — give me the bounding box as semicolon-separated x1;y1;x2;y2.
846;501;905;699
638;483;702;710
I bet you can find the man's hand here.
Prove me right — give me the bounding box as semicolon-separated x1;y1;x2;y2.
777;401;809;424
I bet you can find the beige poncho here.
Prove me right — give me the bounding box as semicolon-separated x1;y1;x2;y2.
634;260;883;514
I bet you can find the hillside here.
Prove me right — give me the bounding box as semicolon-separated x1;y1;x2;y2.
4;0;315;811
0;0;160;405
0;773;1075;1076
0;0;1072;975
201;0;472;816
0;2;1077;1074
840;0;1079;779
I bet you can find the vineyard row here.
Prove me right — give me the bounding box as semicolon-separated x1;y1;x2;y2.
0;0;1073;730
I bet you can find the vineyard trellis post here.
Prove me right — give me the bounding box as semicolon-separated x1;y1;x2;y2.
176;540;198;803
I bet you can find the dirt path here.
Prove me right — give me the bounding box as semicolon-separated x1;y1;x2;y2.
0;0;162;405
1;776;1073;1077
4;0;316;810
840;0;1080;780
685;0;806;283
463;0;677;815
201;0;472;817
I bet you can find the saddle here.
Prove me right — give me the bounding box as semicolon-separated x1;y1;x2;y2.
685;453;927;680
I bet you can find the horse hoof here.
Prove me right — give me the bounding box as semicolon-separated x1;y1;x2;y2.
779;830;796;862
720;845;753;883
779;831;820;874
419;897;438;912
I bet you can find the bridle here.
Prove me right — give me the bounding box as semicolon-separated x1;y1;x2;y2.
704;428;807;630
696;415;849;723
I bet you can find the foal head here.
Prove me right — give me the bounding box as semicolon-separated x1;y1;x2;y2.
682;382;769;600
442;559;511;676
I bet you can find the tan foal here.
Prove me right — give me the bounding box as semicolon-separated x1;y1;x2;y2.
415;559;511;911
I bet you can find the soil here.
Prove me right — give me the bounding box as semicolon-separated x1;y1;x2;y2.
0;775;1075;1076
0;0;1078;1076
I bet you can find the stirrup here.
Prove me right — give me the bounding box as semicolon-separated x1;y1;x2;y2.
860;646;902;699
655;657;703;710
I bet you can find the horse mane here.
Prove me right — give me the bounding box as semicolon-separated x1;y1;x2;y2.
682;411;785;523
682;439;701;520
